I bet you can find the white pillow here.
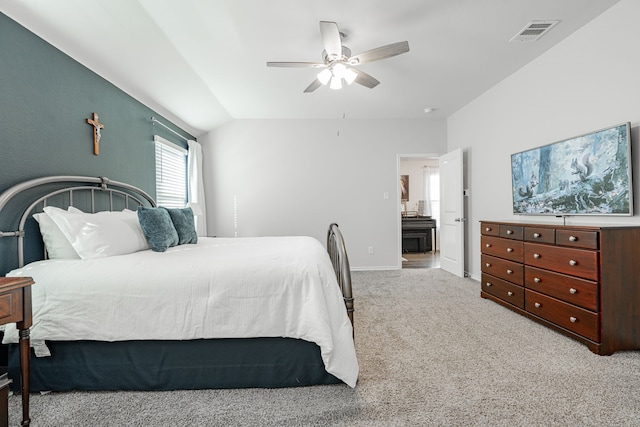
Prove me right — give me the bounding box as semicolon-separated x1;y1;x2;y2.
43;206;150;259
33;206;83;259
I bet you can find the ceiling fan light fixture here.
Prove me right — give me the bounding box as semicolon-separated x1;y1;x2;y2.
332;63;347;79
267;21;409;93
344;68;357;85
317;69;332;85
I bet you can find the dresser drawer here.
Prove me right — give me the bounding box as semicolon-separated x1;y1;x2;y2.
0;289;23;324
481;254;524;285
481;222;500;236
524;243;598;281
525;290;599;342
481;236;523;262
500;225;523;240
481;273;524;309
556;229;599;250
524;227;555;244
525;266;598;311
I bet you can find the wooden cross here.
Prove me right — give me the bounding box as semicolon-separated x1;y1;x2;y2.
86;112;104;155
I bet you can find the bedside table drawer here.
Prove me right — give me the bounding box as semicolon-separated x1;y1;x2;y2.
0;290;23;324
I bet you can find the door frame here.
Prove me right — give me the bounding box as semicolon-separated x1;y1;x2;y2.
396;153;443;269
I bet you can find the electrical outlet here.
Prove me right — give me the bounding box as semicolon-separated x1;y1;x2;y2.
368;246;374;255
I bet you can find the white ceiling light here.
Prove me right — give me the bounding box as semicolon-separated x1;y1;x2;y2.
317;69;332;85
332;63;348;79
329;73;343;90
344;68;357;85
317;62;358;90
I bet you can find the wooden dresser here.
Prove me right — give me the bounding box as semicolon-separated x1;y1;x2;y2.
480;221;640;355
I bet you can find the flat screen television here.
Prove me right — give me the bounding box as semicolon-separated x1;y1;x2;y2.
511;122;632;216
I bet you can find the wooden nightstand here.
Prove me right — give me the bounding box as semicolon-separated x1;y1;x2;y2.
0;277;34;427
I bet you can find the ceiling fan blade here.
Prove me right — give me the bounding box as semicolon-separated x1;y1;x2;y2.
303;79;323;93
319;21;342;58
353;69;380;89
267;61;325;68
350;41;410;64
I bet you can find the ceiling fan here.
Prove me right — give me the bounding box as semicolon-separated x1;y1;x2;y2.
267;21;410;93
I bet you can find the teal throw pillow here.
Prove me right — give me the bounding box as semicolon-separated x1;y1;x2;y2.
166;207;198;245
137;207;179;252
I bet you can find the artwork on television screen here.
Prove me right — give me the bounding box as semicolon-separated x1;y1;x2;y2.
511;122;632;216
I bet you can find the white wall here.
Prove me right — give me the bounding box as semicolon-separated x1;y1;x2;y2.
447;0;640;280
200;118;447;269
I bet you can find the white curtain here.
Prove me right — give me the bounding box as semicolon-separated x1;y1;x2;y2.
187;140;208;237
423;166;440;221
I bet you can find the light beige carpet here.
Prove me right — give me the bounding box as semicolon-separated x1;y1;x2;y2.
8;269;640;426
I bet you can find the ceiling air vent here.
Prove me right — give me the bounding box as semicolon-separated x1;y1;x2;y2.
510;20;560;42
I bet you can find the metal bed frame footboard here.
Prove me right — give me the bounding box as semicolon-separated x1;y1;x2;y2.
327;223;354;327
0;176;155;269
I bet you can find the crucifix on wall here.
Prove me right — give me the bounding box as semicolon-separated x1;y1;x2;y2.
86;112;104;155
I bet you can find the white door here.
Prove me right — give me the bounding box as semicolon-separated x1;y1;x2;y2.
439;148;465;277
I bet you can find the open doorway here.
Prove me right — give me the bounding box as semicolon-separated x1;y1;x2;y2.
399;156;440;269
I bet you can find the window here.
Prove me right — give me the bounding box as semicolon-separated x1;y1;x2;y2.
423;166;440;224
429;171;440;224
154;136;187;208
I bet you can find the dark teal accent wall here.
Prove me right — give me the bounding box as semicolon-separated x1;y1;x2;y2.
0;13;193;273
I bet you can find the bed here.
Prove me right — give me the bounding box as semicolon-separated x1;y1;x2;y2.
0;176;357;392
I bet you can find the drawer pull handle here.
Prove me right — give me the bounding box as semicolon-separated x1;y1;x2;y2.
506;269;513;275
485;227;491;232
534;277;541;283
507;291;514;296
569;260;577;266
485;263;491;267
506;230;513;235
569;288;577;294
534;302;541;308
533;253;541;259
533;233;540;238
569;235;578;242
485;243;491;248
570;316;578;323
486;282;492;287
506;248;513;252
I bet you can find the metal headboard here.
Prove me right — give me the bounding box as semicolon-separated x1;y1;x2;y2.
0;176;156;269
327;223;354;327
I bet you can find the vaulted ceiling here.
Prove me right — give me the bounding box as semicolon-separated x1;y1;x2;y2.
1;0;620;135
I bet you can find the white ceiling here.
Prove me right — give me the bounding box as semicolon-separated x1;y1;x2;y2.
1;0;620;136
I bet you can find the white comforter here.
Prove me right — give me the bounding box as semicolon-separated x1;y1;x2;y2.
3;236;358;387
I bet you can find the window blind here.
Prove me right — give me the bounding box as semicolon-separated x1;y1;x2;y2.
154;136;187;208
